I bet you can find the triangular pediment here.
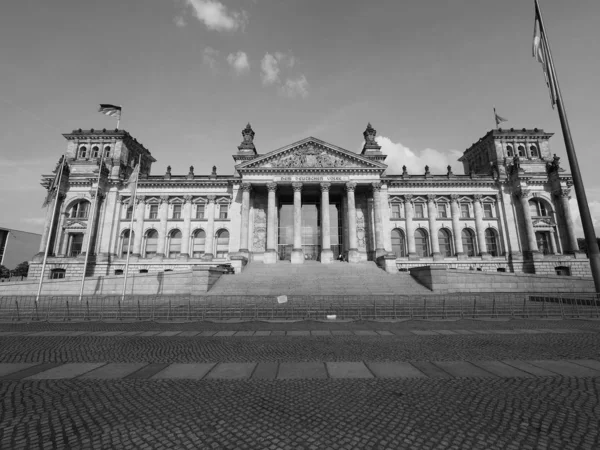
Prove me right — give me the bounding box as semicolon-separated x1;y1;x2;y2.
236;137;387;172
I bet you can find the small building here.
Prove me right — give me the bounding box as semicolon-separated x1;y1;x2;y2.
27;124;589;281
0;227;42;270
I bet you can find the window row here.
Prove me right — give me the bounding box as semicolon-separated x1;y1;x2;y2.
78;145;112;159
390;202;495;220
124;203;229;220
390;227;500;258
506;144;540;159
119;228;230;259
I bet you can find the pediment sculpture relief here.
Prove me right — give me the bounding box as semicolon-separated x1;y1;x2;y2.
270;145;352;168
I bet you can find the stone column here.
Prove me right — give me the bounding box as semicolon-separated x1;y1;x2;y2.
81;191;103;257
37;199;57;257
404;194;417;257
558;189;580;253
291;182;304;264
264;183;278;264
129;196;145;259
320;182;333;263
518;189;539;254
239;183;252;255
203;195;216;260
450;195;465;258
427;194;441;260
180;195;193;259
97;190;118;261
372;182;386;258
548;231;557;255
155;195;169;259
346;182;360;263
52;207;67;257
473;194;489;258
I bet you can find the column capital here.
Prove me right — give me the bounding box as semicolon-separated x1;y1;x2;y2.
404;194;413;203
345;182;357;192
135;195;146;205
183;195;193;203
473;194;483;203
206;195;216;203
427;194;436;203
266;182;278;192
371;182;382;192
320;182;331;192
450;194;460;202
517;189;531;200
159;195;169;204
241;182;252;192
557;188;571;199
292;182;303;192
57;193;66;201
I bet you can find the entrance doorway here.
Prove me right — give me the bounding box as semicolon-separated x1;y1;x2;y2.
277;201;343;261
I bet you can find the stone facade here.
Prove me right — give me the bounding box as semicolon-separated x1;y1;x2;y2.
27;124;590;282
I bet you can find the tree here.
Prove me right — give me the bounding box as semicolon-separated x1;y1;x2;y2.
12;261;29;278
0;265;9;279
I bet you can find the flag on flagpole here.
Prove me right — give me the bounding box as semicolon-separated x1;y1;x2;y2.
533;2;558;108
98;104;122;119
494;108;507;127
42;157;64;207
126;163;140;207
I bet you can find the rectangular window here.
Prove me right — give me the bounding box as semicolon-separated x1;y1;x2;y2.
125;206;133;220
219;204;228;219
483;203;494;218
437;204;448;218
69;234;84;257
149;205;158;219
196;204;205;219
460;203;470;218
391;203;401;219
172;204;182;219
414;204;424;219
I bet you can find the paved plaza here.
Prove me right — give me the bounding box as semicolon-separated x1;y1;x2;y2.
1;318;599;449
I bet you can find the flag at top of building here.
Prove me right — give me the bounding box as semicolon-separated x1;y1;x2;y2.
533;1;558;108
98;104;122;118
494;107;507;128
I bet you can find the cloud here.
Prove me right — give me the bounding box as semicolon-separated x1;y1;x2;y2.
260;53;280;85
569;197;600;238
174;16;186;27
279;75;309;99
376;136;464;176
274;51;295;68
202;47;220;72
183;0;248;32
226;51;250;75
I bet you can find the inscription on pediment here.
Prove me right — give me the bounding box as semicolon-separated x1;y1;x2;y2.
270;145;352;168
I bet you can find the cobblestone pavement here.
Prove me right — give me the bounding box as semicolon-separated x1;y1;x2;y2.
0;319;599;449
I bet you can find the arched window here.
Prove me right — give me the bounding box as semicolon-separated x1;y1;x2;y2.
517;145;526;157
485;228;499;257
70;200;90;219
120;229;134;257
91;146;99;158
168;229;182;258
529;199;549;217
529;145;539;158
192;229;206;258
144;230;158;258
506;145;514;157
414;228;429;257
69;233;84;257
79;146;88;158
104;146;111;158
438;229;453;257
461;229;476;257
391;228;406;258
215;229;230;258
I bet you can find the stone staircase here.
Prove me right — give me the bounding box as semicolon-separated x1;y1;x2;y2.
208;261;433;296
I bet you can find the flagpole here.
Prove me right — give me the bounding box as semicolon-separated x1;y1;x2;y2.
35;155;67;303
535;0;600;293
78;150;107;302
117;105;122;130
121;155;141;301
493;106;497;129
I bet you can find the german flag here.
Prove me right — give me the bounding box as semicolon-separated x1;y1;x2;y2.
98;104;122;118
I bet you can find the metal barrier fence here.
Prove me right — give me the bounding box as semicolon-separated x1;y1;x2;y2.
1;293;599;322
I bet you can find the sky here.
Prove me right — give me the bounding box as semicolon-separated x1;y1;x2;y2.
1;0;600;237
